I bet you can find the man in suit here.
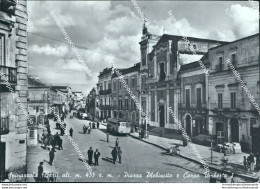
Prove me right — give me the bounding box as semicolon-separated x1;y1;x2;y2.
88;147;94;165
94;149;101;166
38;162;44;182
118;147;122;163
111;147;117;164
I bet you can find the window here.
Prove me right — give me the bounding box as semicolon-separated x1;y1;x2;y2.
185;89;190;108
109;98;110;106
196;88;202;108
231;54;236;66
132;78;135;87
125;99;129;110
119;82;122;89
231;92;236;109
0;35;4;66
29;128;35;139
105;98;107;105
113;81;116;90
218;93;223;109
159;63;166;81
100;99;103;105
219;57;223;71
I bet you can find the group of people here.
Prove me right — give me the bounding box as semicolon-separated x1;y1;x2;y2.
111;138;122;164
87;147;101;166
244;153;260;172
83;121;100;134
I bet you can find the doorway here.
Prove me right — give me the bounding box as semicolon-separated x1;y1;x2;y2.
159;105;165;127
0;142;6;181
185;115;192;136
230;118;239;142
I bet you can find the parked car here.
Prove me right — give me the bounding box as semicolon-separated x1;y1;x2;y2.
82;113;88;120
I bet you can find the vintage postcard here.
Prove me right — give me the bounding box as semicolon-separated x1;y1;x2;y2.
0;0;259;185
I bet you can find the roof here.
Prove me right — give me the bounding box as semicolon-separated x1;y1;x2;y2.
154;34;228;48
208;33;259;51
112;63;140;78
98;67;113;78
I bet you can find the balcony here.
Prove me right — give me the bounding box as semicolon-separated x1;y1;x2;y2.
0;117;9;135
0;66;17;84
210;101;242;111
99;105;111;110
99;89;112;95
178;102;207;110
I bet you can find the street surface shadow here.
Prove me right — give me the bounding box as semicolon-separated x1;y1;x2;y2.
108;146;114;149
102;157;114;164
163;162;205;175
100;139;107;143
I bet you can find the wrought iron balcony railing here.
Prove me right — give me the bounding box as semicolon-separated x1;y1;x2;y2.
178;102;207;109
99;89;112;95
0;66;17;84
0;117;9;135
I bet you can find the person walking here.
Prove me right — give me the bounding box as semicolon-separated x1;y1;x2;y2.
94;149;101;166
37;162;44;182
97;122;99;129
118;147;122;163
220;174;226;183
93;122;95;129
243;156;247;170
115;138;119;148
88;147;94;165
58;138;63;150
256;153;260;171
250;153;255;171
69;127;73;137
107;132;109;143
111;147;117;164
49;148;55;165
182;134;187;147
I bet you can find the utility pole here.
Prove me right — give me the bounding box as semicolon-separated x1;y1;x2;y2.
211;140;213;164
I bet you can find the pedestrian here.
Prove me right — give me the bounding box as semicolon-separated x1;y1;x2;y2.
87;147;94;165
94;149;101;166
89;122;92;128
58;138;63;150
220;174;226;183
107;132;109;143
111;147;117;164
97;122;99;129
69;127;73;137
88;126;92;134
115;138;119;148
230;173;235;183
209;176;216;183
93;122;95;129
250;153;255;171
222;154;228;169
243;156;247;170
118;147;122;163
37;162;44;182
182;134;187;147
256;153;260;171
47;125;51;135
49;148;55;165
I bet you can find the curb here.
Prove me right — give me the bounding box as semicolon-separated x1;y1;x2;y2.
129;134;259;182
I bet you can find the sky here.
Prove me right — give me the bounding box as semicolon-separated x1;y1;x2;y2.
27;1;259;95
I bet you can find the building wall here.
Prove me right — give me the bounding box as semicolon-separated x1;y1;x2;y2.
208;34;259;151
0;0;28;181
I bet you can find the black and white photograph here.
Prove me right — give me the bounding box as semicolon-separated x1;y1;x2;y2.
0;0;259;185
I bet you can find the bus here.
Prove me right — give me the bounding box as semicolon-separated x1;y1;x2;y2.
107;118;131;134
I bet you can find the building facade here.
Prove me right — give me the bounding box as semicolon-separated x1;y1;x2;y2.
178;54;209;137
111;63;140;127
208;34;260;152
97;67;113;120
0;0;29;181
141;26;227;131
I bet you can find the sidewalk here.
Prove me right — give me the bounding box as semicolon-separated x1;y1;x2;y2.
129;132;260;182
26;119;59;182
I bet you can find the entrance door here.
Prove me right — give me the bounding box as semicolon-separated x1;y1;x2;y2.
230;119;239;142
186;115;191;136
159;105;165;127
0;142;6;180
252;128;260;153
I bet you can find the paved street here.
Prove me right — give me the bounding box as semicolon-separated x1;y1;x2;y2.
27;116;246;183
